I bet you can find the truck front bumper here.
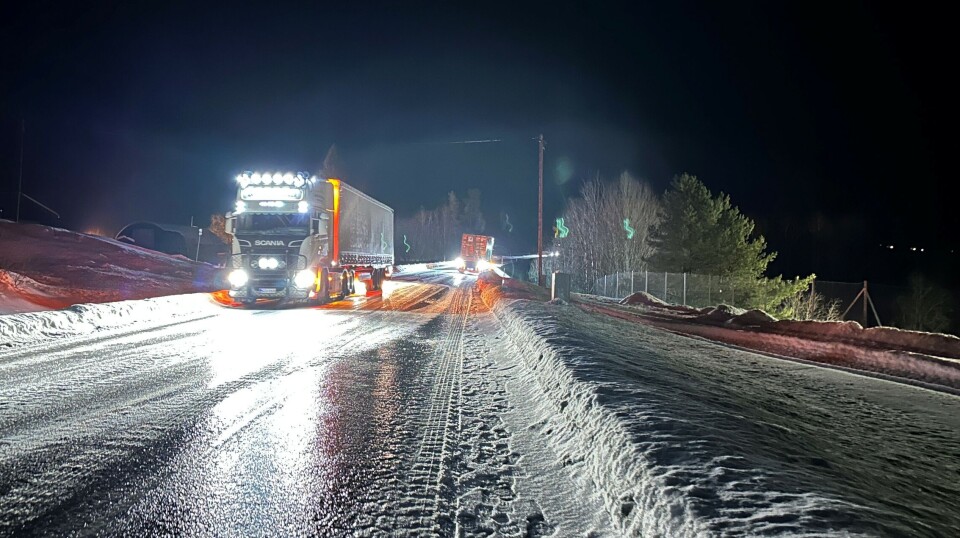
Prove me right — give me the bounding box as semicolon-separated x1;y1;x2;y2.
229;275;310;300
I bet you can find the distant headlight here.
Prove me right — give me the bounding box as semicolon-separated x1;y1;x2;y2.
227;269;249;288
454;257;465;268
294;269;315;289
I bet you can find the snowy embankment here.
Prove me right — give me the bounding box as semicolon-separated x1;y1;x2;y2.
587;292;960;393
0;293;221;348
0;220;220;314
481;278;960;536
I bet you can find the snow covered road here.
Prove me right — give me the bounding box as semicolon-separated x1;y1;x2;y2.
1;267;958;536
0;271;603;536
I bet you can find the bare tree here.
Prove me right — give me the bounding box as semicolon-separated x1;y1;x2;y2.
395;189;488;262
896;273;954;333
554;172;660;291
780;287;842;321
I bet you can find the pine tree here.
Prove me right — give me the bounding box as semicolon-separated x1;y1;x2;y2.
651;174;812;314
651;173;773;277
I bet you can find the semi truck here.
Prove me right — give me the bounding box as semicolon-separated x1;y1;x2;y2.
456;233;494;273
223;171;394;305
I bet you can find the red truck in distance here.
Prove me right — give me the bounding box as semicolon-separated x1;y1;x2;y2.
456;233;494;273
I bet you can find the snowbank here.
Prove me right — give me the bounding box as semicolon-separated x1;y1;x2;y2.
483;287;960;536
487;294;682;535
485;293;857;536
616;290;960;362
580;298;960;392
0;220;220;313
0;293;220;348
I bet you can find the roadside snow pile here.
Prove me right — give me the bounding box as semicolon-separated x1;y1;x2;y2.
0;220;220;313
486;294;862;536
620;291;697;313
729;308;778;326
486;290;960;536
772;320;960;359
580;296;960;391
394;263;431;274
696;304;746;323
0;293;220;348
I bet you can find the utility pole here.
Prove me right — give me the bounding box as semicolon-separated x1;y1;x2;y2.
537;133;544;286
16;120;24;222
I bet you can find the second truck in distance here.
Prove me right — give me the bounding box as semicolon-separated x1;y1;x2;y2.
456;233;495;273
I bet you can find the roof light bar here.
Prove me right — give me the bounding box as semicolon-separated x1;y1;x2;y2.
235;171;316;187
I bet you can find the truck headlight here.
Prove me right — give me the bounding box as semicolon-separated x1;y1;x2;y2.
228;269;249;288
477;260;490;272
294;269;315;289
454;257;465;268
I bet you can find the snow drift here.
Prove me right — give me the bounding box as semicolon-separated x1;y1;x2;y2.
609;291;960;392
484;285;960;536
0;293;221;348
0;220;220;313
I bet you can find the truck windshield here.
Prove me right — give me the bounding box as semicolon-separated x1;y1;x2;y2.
238;213;310;234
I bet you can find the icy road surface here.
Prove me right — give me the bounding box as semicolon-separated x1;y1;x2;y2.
2;266;959;536
0;270;606;536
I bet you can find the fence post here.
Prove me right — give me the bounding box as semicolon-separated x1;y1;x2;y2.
616;272;620;298
603;275;607;297
863;280;869;327
809;278;817;319
683;273;687;306
664;272;668;301
631;271;635;295
708;275;712;305
645;269;649;293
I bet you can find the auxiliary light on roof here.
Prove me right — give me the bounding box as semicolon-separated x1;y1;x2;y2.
235;171;317;188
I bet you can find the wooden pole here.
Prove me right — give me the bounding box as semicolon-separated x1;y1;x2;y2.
537;134;544;286
862;280;869;327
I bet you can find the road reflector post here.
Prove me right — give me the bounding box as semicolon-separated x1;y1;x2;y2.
552;272;571;302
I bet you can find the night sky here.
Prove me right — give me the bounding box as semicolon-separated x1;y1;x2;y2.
1;2;955;285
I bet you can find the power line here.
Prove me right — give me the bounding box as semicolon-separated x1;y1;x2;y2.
415;138;503;145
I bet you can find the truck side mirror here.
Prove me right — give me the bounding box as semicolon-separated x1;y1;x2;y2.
225;215;235;235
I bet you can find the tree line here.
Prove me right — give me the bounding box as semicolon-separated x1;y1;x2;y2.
395;189;486;262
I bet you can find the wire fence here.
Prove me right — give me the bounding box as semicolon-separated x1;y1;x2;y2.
586;272;914;328
589;271;746;309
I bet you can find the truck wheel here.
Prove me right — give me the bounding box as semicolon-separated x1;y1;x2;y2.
371;268;381;291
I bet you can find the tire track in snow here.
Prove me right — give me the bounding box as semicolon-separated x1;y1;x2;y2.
407;283;470;534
